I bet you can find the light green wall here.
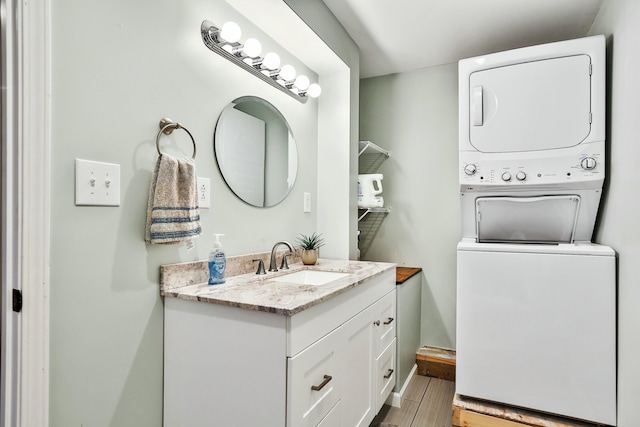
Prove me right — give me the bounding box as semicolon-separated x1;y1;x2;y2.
285;0;362;259
49;0;357;425
359;64;460;349
588;1;640;425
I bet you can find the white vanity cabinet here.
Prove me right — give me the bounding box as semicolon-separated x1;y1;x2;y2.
287;323;342;426
288;287;397;427
163;267;396;427
372;290;397;411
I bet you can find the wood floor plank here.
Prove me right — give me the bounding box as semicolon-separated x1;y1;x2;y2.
411;378;456;427
371;400;420;427
403;374;431;402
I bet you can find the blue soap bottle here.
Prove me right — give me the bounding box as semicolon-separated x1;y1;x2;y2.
208;234;226;285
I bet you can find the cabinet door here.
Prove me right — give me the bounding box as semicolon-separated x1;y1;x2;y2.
373;290;396;356
375;338;397;411
287;327;340;427
340;305;375;427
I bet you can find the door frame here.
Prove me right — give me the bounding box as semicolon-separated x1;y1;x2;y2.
1;0;50;425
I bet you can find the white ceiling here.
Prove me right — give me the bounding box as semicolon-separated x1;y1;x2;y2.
321;0;604;78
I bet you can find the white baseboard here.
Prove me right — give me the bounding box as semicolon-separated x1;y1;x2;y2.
385;363;418;408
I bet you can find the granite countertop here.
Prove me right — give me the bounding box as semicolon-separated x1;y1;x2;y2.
161;258;395;316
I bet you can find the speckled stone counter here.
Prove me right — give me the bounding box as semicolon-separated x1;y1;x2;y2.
160;256;395;316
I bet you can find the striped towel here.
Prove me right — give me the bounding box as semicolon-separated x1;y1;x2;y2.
145;154;201;244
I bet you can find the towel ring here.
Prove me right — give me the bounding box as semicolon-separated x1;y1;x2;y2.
155;117;197;160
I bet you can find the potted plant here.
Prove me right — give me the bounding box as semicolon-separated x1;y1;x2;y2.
296;232;325;265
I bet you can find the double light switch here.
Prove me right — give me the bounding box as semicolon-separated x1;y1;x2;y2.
75;159;121;206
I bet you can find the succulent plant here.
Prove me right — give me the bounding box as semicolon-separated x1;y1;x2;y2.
296;232;325;250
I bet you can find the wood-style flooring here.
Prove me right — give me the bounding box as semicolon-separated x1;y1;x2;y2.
370;373;456;427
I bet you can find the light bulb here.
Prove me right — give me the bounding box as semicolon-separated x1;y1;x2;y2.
242;38;262;58
262;52;280;70
307;83;322;98
279;64;296;82
294;75;310;91
220;22;241;43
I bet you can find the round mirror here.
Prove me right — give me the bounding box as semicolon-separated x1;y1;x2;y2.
214;96;298;207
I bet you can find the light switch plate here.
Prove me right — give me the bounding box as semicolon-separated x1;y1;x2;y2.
197;177;211;209
75;159;121;206
303;192;311;213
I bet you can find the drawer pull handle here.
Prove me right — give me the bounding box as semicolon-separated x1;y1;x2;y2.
373;320;380;326
383;317;394;325
311;375;333;391
384;369;394;379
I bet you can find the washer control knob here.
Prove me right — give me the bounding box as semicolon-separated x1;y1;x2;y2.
501;172;512;182
516;171;527;181
463;164;477;176
581;157;597;170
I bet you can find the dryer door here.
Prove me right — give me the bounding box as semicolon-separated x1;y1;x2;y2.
469;55;592;153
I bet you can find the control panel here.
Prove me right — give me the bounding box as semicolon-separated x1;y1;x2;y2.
460;148;604;188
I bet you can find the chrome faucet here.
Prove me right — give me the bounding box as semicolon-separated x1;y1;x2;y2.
269;241;294;272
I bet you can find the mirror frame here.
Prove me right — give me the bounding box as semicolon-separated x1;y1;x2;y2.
214;96;298;207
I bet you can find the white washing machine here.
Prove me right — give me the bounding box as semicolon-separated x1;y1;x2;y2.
457;242;616;425
456;36;617;425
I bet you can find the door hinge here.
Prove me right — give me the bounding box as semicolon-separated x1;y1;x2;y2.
589;112;593;124
13;289;22;313
589;63;593;75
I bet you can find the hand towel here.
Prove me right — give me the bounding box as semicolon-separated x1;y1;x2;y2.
145;154;201;244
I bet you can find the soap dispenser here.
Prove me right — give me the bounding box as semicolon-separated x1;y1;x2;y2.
208;234;226;285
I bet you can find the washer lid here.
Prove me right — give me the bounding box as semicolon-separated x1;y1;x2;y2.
476;195;581;243
457;241;615;257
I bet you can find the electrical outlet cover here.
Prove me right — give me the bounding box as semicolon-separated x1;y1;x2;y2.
197;177;211;209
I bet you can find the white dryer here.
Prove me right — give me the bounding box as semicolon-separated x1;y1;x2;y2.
456;35;616;426
459;35;606;244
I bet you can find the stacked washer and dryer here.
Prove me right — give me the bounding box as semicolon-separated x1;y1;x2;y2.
456;36;616;426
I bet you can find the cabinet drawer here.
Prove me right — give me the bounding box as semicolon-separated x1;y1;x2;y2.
375;338;397;411
316;400;341;427
373;290;396;356
287;328;341;427
288;269;395;356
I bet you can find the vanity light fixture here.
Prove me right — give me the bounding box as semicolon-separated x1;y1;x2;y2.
219;22;241;43
305;83;322;98
279;64;296;82
294;75;310;91
242;38;262;59
261;52;281;71
201;20;321;103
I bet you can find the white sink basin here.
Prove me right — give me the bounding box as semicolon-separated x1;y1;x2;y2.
272;270;350;286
